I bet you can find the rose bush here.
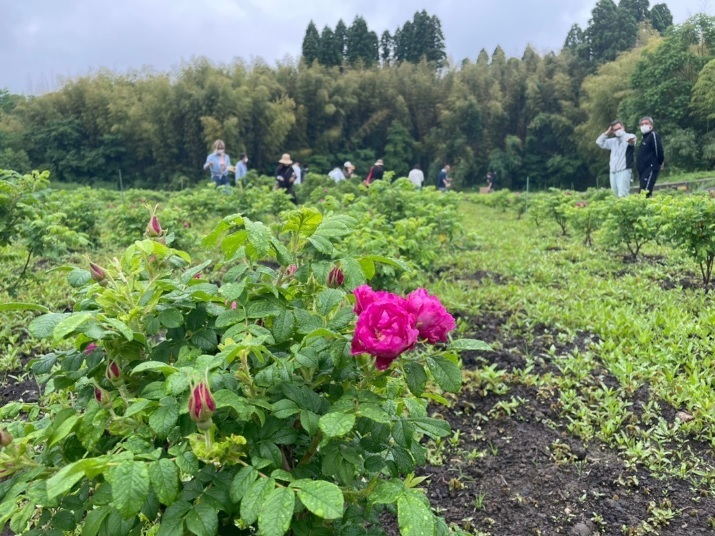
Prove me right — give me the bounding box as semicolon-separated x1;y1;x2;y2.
0;207;489;536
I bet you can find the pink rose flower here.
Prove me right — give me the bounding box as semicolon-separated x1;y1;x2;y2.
353;285;406;315
351;300;419;370
84;342;98;356
405;288;456;343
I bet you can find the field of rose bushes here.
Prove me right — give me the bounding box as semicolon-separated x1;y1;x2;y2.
2;168;715;536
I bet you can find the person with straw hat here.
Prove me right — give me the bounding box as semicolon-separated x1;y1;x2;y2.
364;159;384;185
275;153;298;204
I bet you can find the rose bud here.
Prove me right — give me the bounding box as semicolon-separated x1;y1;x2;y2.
106;360;122;384
94;386;113;409
327;267;344;288
145;215;162;237
286;265;297;276
89;262;107;284
84;343;98;356
188;381;216;431
0;429;12;447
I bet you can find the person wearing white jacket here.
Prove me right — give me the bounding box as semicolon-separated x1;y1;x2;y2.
596;120;636;197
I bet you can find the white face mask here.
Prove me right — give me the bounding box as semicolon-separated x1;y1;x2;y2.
640;125;652;134
614;129;625;138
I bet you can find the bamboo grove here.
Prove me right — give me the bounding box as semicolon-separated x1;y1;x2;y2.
1;1;714;190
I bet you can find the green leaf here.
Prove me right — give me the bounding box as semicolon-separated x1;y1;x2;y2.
397;491;434;536
53;312;94;340
29;313;70;339
174;451;199;475
185;503;218;536
0;302;49;313
241;477;276;526
258;487;295;536
68;268;92;288
291;479;344;519
81;506;112;536
409;417;451;439
108;461;149;519
156;501;191;536
447;339;492;351
48;414;81;447
316;289;344;316
272;399;301;419
363;254;409;271
370;480;404;505
149;459;179;506
213;390;251;420
46;458;105;500
158;309;184;328
246;220;272;259
426;356;462;393
149;401;179;439
356;404;391;424
272;310;294;344
131;361;178;376
230;466;259;502
299;410;319;436
404;361;428;396
359;258;376;280
308;235;333;254
318;412;356;438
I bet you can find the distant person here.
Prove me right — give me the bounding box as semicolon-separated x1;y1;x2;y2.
365;159;384;185
275;153;297;204
293;160;303;185
408;165;424;189
596;120;636;198
437;164;452;192
486;171;496;192
203;140;231;187
235;153;248;184
329;161;354;182
637;116;665;198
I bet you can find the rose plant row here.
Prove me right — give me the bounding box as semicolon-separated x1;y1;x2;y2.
0;207;488;536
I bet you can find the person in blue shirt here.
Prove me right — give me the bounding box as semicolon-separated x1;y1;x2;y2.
203;140;231;187
235;153;248;184
437;164;452;192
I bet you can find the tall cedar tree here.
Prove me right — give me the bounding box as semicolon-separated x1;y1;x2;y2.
302;22;321;65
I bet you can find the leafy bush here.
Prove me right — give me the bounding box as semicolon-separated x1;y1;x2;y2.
3;208;486;536
600;195;662;259
658;194;715;287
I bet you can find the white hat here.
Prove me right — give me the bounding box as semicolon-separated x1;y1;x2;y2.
343;161;354;169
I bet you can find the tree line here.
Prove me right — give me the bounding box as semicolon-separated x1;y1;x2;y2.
2;1;714;191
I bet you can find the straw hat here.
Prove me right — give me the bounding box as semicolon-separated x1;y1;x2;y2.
344;161;354;169
374;159;384;166
278;153;293;165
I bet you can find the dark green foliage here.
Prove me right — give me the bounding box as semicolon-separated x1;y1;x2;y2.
301;21;321;65
650;3;674;33
587;0;638;64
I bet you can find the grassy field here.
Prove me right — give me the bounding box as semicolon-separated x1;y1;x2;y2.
2;184;715;535
420;200;715;534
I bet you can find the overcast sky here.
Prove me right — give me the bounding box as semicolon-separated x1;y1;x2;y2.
0;0;711;94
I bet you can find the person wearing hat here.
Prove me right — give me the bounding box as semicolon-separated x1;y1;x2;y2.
328;161;355;182
275;153;298;204
365;159;384;185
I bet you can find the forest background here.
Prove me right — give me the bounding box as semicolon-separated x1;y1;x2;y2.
0;0;714;190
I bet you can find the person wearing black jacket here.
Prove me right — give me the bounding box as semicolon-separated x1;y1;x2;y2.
364;159;384;185
636;116;665;198
275;153;298;204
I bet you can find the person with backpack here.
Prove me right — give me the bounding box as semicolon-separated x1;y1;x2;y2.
637;116;665;198
364;159;384;185
596;121;636;197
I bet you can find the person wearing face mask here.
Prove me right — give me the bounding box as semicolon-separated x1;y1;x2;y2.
596;120;637;197
204;140;232;188
636;117;664;198
235;153;249;185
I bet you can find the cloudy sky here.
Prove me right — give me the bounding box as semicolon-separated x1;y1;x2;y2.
0;0;710;94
